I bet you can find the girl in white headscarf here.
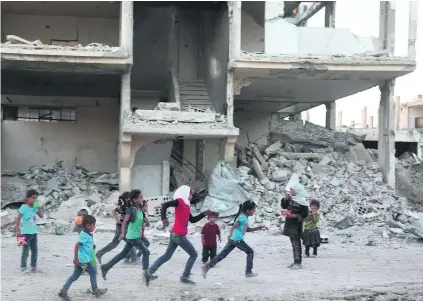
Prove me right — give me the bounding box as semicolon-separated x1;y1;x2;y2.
143;185;211;286
280;183;310;270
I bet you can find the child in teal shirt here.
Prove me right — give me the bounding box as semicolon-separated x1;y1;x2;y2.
202;200;264;279
16;189;44;272
58;215;106;300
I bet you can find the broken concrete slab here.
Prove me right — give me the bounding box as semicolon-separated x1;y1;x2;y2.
265;141;282;155
135;110;216;123
271;169;291;182
334;216;355;230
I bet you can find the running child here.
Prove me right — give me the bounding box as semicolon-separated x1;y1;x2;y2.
100;189;150;280
201;212;221;264
143;185;212;286
96;192;137;264
16;189;44;273
302;200;321;257
73;208;97;274
58;215;107;300
73;208;88;233
201;200;264;279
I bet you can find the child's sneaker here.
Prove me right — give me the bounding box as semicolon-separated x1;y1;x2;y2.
92;288;107;297
20;267;28;273
245;271;258;278
201;265;209;279
290;263;302;270
180;276;196;285
30;267;37;273
100;266;108;280
58;289;70;300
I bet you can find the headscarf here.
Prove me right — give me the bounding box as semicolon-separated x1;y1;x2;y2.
173;185;192;206
290;183;308;207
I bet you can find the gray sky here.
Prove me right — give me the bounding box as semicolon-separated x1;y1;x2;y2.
306;1;422;126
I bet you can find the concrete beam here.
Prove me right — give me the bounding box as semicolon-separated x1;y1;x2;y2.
134;110;216;123
325;102;336;130
408;1;419;61
195;140;205;180
122;123;239;138
296;2;325;26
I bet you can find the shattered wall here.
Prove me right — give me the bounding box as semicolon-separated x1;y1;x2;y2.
202;6;229;115
1;14;119;46
409;107;423;129
1;97;119;173
240;10;381;55
234;111;271;146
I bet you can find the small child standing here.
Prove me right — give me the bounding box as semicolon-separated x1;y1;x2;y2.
16;189;44;273
202;201;264;279
201;212;221;264
302;200;321;257
58;215;107;300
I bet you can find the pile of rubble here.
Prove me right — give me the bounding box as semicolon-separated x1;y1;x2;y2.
2;35;120;52
201;121;423;245
1;162;120;235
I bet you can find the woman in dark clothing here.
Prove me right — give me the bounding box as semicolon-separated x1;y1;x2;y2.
281;183;309;270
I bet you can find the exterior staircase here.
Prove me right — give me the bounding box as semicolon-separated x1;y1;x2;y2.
178;80;215;113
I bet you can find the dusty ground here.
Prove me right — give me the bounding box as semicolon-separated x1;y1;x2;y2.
2;231;423;301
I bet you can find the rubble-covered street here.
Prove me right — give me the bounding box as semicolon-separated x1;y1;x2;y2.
2;120;423;301
1;232;423;301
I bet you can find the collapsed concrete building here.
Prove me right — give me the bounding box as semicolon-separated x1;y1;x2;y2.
0;1;418;195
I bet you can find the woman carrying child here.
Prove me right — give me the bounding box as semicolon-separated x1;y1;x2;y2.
280;183;309;270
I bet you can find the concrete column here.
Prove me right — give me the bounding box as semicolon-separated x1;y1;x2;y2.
408;1;419;61
378;0;396;189
305;110;310;122
226;71;234;126
325;102;336;130
378;80;396;188
324;2;336;28
361;106;368;128
379;1;396;56
119;134;132;193
395;96;401;129
337;111;343;127
265;2;298;54
417;143;423;161
119;1;134;57
219;136;237;162
228;1;241;59
369;116;374;129
195;139;205;180
162;161;170;195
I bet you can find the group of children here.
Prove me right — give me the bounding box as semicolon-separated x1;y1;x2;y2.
16;183;321;299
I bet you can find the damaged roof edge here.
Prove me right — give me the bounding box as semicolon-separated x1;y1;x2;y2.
229;55;416;71
122;124;239;138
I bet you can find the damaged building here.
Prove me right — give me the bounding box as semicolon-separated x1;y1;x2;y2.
1;1;418;195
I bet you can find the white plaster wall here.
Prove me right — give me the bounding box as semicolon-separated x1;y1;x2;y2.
2;14;119;46
1;98;119;173
240;11;380;56
408;107;423;128
131;140;173;198
234;111;271;146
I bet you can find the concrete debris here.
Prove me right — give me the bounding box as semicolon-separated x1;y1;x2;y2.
1;161;119;233
3;35;120;52
124;111;229;128
200;121;423;243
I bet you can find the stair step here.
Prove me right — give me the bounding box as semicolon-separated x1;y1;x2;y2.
181;96;211;101
179;82;206;87
180;90;209;96
179;86;208;91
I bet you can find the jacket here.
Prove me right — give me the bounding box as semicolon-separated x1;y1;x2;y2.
281;197;309;238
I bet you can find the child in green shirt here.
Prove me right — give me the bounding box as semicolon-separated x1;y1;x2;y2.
302;200;321;257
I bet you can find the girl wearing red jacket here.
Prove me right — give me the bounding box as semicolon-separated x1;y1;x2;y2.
143;185;211;286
